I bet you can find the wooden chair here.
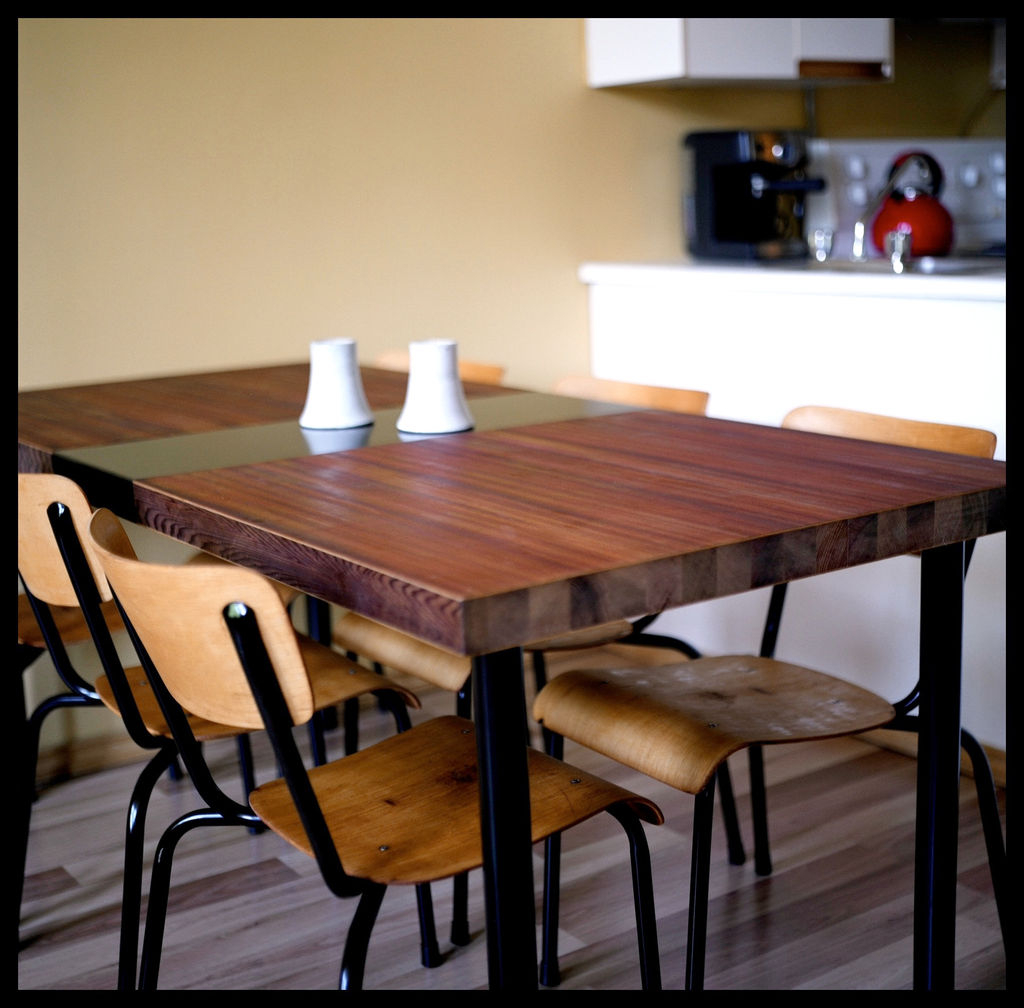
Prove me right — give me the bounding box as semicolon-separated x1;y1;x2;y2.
89;507;665;991
374;349;506;386
553;374;709;414
17;474;420;989
532;405;1006;988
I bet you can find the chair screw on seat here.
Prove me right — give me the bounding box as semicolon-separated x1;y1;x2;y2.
89;507;666;990
532;405;1006;988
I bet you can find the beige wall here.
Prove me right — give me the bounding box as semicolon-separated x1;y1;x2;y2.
19;18;1003;394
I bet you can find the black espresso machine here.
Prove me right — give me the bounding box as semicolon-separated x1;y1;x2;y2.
684;130;826;260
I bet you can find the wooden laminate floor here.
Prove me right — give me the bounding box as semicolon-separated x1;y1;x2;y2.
17;651;1006;991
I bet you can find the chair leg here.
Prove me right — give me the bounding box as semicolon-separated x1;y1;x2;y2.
235;733;256;794
539;831;562;987
607;804;662;991
138;810;245;990
415;882;444;968
540;728;565;984
532;649;549;694
19;691;99;934
715;761;746;866
309;708;330;762
118;746;178;990
686;781;716;991
888;714;1006;951
540;804;661;990
450;872;471;946
747;744;772;876
339;882;388;991
233;734;267;837
447;681;473;947
957;729;1007;950
16;650;38;940
341;700;359;757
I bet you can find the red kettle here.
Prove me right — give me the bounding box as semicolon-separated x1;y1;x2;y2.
871;151;954;257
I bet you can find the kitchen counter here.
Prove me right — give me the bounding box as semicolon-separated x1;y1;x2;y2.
581;260;1006;455
580;259;1006;303
580;258;1006;753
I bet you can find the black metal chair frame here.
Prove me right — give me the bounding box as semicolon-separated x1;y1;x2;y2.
126;597;661;990
529;615;748;867
18;501;201;990
19;483;374;987
745;543;1007;941
541;538;1006;990
116;594;443;990
432;616;743;955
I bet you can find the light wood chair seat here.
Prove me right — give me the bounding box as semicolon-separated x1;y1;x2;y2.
89;507;665;990
252;714;662;885
374;349;506;386
530;643;904;991
533;656;895;797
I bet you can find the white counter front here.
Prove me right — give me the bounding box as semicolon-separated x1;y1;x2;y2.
581;260;1006;751
582;261;1006;459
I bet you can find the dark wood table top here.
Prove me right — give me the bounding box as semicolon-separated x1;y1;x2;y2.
17;362;520;473
128;408;1005;656
20;363;1006;656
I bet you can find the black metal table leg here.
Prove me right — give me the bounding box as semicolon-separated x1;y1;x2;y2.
472;648;538;989
915;542;966;990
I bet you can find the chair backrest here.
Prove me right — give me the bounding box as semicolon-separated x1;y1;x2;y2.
374;349;506;386
782;405;996;459
555;375;709;416
88;507;359;892
88;508;316;731
18;473;162;745
18;473;113;610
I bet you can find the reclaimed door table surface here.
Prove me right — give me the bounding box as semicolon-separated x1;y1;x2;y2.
19;364;1006;990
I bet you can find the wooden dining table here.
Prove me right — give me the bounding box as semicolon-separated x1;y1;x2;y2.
19;363;1006;990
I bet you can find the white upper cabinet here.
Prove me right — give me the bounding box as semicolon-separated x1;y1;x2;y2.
585;18;893;88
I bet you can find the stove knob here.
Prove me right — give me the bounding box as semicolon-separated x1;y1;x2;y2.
844;155;867;181
959;163;981;188
846;182;869;208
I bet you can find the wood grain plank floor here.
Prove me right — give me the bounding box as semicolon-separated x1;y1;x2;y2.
18;654;1006;991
